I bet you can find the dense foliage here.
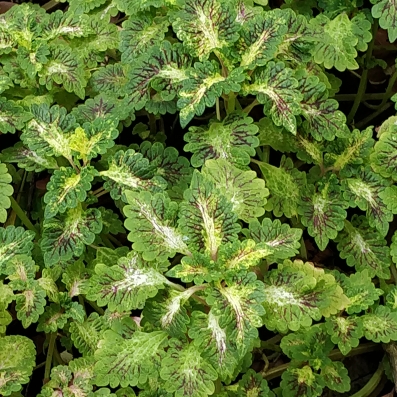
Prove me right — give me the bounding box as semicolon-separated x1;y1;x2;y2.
2;0;397;396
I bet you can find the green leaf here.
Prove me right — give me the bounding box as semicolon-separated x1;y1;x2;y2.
325;126;374;176
90;63;128;96
259;156;307;218
143;287;198;337
86;253;167;311
370;121;397;181
362;305;397;343
69;312;104;355
0;227;35;274
236;369;274;397
101;149;167;202
22;103;76;160
379;185;397;214
320;360;350;393
120;14;169;62
160;341;218;397
297;73;349;140
139;142;193;197
98;208;125;235
280;366;324;397
256;117;297;153
244;61;302;134
39;45;87;99
202;159;268;222
189;310;239;383
338;270;382;314
69;118;120;162
342;167;392;236
61;259;90;297
5;255;37;291
178;62;245;128
15;281;46;328
280;324;334;364
124;190;191;261
371;0;397;43
299;175;347;251
171;0;239;60
263;260;348;332
179;171;240;260
41;206;102;267
44;166;97;219
207;272;265;356
126;42;191;110
184;113;259;168
310;13;361;71
238;9;287;69
0;162;13;223
0;143;59;172
337;215;391;279
95;330;168;388
0;335;36;396
0;97;32;134
325;316;363;355
245;218;302;262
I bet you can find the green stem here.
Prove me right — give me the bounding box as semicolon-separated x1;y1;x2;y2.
96;190;109;198
84;297;105;315
350;360;384;397
355;102;393;129
107;234;123;247
347;20;378;124
227;93;236;114
44;332;57;384
10;197;39;237
78;295;87;320
378;68;397;109
101;234;115;249
216;98;221;121
92;186;105;196
242;99;259;115
42;0;59;11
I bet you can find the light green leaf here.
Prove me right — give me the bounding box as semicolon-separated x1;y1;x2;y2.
325;316;363;355
160;341;218;397
124;190;191;261
0;335;36;396
184;113;259;168
22;103;76;160
238;9;287;69
299;175;347;251
207;272;265;356
101;149;167;202
178;63;245;128
171;0;239;60
179;171;240;260
86;253;167;311
371;0;397;43
41;206;102;267
202;159;268;222
259;156;307;218
95;330;168;388
263;260;348;332
246;218;302;262
44;166;97;219
0;97;32;134
337;215;391;279
342;167;392;236
0;227;35;274
243;61;302;134
362;305;397;343
189;310;239;383
0;162;13;223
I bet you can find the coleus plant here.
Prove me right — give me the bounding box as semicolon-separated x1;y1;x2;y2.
2;0;397;396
